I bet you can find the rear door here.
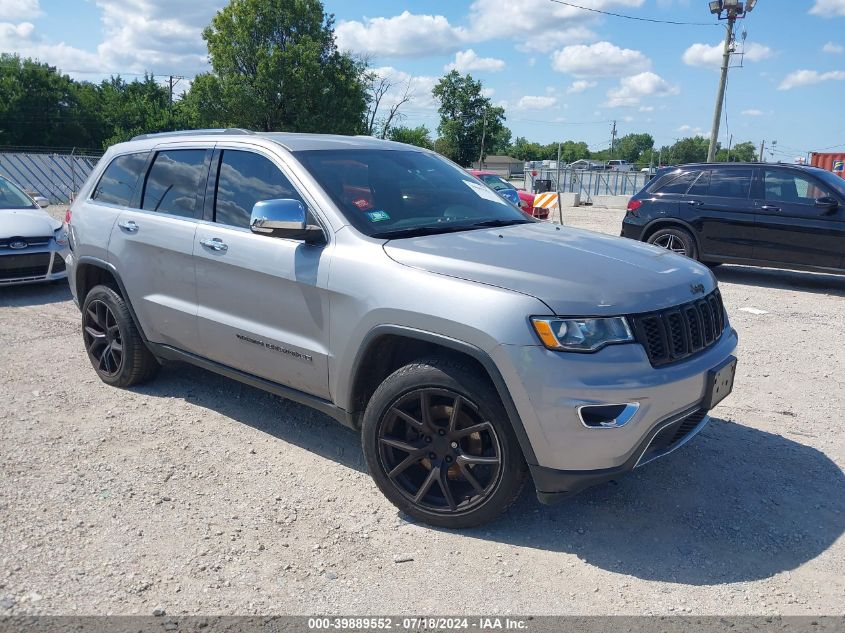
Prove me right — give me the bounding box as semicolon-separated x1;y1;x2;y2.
751;167;844;269
192;145;332;399
647;169;701;224
684;167;756;260
108;145;211;352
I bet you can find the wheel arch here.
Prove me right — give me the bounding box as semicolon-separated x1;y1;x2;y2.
75;256;150;345
346;325;538;465
642;218;702;255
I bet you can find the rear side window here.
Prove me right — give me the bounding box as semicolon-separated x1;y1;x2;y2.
214;150;304;229
707;169;753;199
91;152;149;206
656;171;699;195
687;170;711;196
141;149;208;218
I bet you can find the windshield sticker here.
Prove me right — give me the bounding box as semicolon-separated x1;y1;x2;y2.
366;210;391;222
463;180;507;205
352;197;374;211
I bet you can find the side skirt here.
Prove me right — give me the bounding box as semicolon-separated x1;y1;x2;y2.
148;342;356;429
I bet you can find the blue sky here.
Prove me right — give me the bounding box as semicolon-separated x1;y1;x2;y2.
2;0;844;159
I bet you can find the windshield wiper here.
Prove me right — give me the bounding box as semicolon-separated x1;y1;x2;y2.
469;219;532;228
372;224;481;240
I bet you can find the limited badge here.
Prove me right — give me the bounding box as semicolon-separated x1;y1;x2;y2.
366;210;390;222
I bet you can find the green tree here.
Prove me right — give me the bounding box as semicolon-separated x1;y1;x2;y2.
432;70;506;166
200;0;368;133
716;141;757;162
661;136;712;165
615;133;654;164
96;75;173;146
388;125;433;150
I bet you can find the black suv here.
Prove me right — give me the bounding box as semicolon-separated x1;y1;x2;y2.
621;163;845;274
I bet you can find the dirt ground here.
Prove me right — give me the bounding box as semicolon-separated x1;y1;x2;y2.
0;206;843;616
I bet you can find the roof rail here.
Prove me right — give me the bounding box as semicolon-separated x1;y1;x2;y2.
130;128;256;141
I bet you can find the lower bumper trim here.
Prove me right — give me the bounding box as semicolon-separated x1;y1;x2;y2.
531;404;709;504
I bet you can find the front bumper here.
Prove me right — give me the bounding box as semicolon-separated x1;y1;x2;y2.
0;246;68;286
491;326;738;496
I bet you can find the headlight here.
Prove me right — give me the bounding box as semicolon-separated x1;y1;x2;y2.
531;316;634;352
54;228;69;246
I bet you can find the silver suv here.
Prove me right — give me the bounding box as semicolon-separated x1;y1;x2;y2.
66;130;738;528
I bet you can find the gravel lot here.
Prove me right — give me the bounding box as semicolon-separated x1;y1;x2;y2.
0;206;843;616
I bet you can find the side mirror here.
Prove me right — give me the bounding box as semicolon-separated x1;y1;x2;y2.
33;196;49;208
250;199;324;244
815;196;839;212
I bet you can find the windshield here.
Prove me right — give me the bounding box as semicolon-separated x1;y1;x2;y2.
478;174;516;192
0;177;36;209
295;149;532;238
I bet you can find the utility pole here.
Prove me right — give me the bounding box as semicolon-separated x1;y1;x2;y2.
556;141;563;224
706;0;759;163
478;113;487;167
610;120;617;158
759;140;766;162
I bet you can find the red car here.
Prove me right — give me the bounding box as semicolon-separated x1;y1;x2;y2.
468;170;545;219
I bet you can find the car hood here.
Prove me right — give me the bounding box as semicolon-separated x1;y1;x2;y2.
383;222;716;315
1;208;61;238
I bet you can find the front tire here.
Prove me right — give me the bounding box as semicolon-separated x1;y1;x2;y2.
647;226;698;260
361;358;527;528
81;284;159;387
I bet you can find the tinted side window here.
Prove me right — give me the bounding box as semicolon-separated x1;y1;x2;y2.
708;169;753;199
214;150;304;228
763;169;833;204
141;149;208;218
91;152;149;206
657;171;699;195
687;170;711;196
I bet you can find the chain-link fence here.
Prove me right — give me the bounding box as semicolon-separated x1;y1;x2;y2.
523;164;651;204
0;150;103;204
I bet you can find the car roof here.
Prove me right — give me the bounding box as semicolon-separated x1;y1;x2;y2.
127;128;417;152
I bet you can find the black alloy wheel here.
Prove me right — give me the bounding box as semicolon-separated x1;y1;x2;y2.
83;299;124;377
377;387;502;513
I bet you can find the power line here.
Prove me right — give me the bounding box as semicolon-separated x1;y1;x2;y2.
546;0;719;26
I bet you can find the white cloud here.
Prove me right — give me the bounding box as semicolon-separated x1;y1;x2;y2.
678;124;705;137
741;109;764;116
823;42;844;54
469;0;642;52
639;105;654;112
682;41;774;67
444;49;505;73
516;95;558;109
566;79;597;93
552;41;650;78
0;21;104;73
810;0;845;17
779;69;845;90
336;11;467;57
0;0;41;20
605;71;678;107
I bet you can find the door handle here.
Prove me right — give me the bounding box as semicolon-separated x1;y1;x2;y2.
200;237;228;252
687;200;703;206
118;220;139;233
760;205;781;212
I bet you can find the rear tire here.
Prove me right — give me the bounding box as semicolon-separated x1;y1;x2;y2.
361;357;527;529
647;226;698;260
81;284;159;388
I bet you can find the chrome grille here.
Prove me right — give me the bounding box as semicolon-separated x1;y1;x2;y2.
630;289;726;367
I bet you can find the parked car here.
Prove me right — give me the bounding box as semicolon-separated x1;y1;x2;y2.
621;162;845;274
0;175;69;286
569;159;605;171
468;170;545;219
607;160;633;172
66;131;737;528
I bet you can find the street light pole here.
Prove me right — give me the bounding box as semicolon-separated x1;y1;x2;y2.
707;18;734;162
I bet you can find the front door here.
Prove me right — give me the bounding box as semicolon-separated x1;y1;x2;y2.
752;167;844;269
193;147;332;399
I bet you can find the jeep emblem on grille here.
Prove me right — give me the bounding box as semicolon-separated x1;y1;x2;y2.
690;283;705;295
9;240;27;249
